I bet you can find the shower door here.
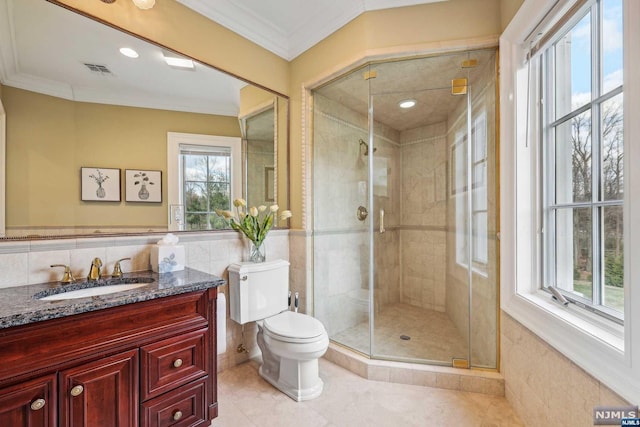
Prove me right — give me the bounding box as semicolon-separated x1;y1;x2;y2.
313;50;498;369
312;64;373;356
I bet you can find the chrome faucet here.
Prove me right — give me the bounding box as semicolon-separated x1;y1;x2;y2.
87;257;103;281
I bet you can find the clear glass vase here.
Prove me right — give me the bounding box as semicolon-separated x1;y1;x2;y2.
249;241;266;263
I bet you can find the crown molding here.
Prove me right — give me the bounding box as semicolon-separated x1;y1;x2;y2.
176;0;290;59
177;0;448;61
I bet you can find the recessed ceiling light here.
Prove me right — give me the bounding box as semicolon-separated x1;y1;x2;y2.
119;47;139;58
162;53;195;69
399;99;416;109
132;0;155;9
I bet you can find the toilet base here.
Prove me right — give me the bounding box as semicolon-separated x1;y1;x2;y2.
256;323;327;401
259;359;324;402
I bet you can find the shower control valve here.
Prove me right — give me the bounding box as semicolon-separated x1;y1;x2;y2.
356;206;368;221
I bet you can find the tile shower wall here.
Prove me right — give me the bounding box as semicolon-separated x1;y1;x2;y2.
399;123;448;312
501;312;632;427
0;230;290;373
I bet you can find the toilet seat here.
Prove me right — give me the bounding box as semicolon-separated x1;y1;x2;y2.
263;311;326;343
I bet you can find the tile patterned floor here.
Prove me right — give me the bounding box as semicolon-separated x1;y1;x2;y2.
332;303;468;363
211;358;524;427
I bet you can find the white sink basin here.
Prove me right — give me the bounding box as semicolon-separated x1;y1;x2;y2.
38;283;149;301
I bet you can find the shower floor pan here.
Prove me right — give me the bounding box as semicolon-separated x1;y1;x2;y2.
331;303;468;362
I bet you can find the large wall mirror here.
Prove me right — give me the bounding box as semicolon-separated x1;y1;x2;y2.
0;0;289;238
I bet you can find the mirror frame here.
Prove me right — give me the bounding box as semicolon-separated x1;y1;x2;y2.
0;0;290;240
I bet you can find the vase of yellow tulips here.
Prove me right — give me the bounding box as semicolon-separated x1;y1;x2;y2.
216;199;292;263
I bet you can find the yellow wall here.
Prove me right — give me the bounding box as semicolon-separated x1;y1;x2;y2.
239;85;276;118
3;86;239;228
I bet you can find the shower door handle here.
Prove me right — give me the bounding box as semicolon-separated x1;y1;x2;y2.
379;209;386;233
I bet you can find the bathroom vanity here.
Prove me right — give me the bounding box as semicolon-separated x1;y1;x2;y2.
0;268;224;427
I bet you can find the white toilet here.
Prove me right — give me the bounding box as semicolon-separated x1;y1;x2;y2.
228;259;329;401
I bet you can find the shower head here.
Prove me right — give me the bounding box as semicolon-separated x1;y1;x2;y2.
359;139;377;156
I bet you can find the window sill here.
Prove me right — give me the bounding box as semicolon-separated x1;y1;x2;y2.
524;289;624;351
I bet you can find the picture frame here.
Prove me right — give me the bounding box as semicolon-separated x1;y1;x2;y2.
81;167;121;202
125;169;162;203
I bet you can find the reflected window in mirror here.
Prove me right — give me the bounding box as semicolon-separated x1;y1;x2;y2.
167;133;241;232
181;144;231;230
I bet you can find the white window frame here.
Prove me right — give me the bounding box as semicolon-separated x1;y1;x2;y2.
540;0;625;322
167;132;242;231
454;111;489;274
500;0;640;403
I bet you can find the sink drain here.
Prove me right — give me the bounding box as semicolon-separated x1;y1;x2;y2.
400;335;411;341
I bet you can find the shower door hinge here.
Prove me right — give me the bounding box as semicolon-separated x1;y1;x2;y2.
363;70;377;80
451;78;468;95
452;358;470;369
461;59;478;68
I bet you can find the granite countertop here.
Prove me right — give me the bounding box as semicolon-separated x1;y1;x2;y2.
0;268;225;329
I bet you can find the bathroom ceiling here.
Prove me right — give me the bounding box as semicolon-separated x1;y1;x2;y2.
314;49;496;132
177;0;448;61
0;0;245;116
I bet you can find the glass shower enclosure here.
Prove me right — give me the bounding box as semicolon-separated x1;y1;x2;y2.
312;49;498;369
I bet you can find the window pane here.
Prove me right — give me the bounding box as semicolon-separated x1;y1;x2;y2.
555;11;591;119
185;213;208;230
185;182;207;211
555;208;592;301
183;155;208;181
554;110;592;204
473;211;488;264
207;182;230;211
209;213;227;230
602;94;624;201
602;0;623;92
603;205;624;312
473;182;487;211
208;155;230;179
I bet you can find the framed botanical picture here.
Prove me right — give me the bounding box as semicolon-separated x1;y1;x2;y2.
125;169;162;203
81;167;121;202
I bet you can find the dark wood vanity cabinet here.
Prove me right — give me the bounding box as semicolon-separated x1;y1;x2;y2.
59;349;139;427
0;374;56;426
0;288;218;427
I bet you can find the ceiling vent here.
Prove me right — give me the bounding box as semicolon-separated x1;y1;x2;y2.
83;63;113;76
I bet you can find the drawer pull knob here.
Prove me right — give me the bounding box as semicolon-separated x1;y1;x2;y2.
30;398;46;411
173;410;183;421
173;358;183;368
70;385;84;397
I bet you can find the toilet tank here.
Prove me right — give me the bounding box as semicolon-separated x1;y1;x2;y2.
229;259;290;324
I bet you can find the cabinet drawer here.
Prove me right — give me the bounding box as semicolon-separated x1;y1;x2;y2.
140;377;207;427
141;328;207;401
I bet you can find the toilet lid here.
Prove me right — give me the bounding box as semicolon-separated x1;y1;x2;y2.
263;311;326;340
